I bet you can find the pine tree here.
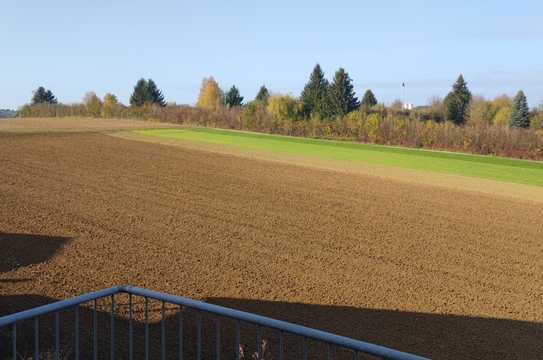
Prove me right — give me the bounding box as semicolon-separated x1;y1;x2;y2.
130;78;166;107
255;85;270;104
147;79;166;107
31;87;47;104
444;74;472;125
44;90;58;104
225;86;244;107
328;68;359;116
31;86;57;104
509;90;530;128
300;64;330;118
130;79;150;106
360;90;377;111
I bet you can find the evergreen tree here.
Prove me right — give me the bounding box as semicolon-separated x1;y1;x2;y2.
32;87;47;104
130;78;165;106
31;86;57;104
328;68;359;116
147;79;166;107
444;74;472;125
225;86;244;107
45;90;57;104
255;85;270;104
509;90;530;128
360;89;377;111
130;79;150;106
300;64;330;118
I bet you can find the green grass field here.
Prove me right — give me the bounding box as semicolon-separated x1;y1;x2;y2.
133;128;543;187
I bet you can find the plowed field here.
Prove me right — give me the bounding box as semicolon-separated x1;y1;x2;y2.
1;129;542;359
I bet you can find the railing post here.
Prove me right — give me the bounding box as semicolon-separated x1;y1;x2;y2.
161;301;166;360
235;320;240;360
278;331;284;360
129;293;133;360
145;297;149;360
256;325;262;359
196;311;202;360
214;319;220;360
54;312;60;360
12;323;16;360
111;295;115;360
93;299;98;360
74;306;80;360
178;306;184;360
33;317;39;360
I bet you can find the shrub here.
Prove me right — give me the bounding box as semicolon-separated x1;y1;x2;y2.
17;102;543;161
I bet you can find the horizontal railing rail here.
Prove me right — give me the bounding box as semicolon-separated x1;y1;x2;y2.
0;285;429;360
0;286;123;328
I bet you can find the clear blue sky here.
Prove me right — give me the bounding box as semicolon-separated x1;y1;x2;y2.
2;0;542;109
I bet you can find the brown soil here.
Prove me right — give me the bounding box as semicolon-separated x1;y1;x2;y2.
0;117;181;133
116;130;543;205
1;131;542;359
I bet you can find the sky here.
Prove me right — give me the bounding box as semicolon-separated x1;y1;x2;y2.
1;0;543;109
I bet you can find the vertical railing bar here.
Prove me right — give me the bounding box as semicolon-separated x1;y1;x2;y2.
129;293;133;360
234;320;240;360
327;343;332;360
214;318;220;360
302;336;308;360
54;311;60;360
278;330;284;360
11;323;16;360
196;311;202;360
74;306;80;360
145;297;149;360
111;294;115;360
161;301;166;360
93;299;98;360
256;325;262;359
178;305;183;360
33;317;39;360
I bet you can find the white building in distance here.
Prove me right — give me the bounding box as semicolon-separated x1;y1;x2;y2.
402;102;413;110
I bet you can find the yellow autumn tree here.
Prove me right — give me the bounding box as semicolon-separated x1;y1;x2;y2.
265;94;303;132
196;77;224;111
468;96;493;125
266;94;303;121
493;107;512;127
83;91;102;118
489;95;512;126
102;93;120;118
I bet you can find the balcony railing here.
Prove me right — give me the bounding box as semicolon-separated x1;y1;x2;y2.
0;285;428;360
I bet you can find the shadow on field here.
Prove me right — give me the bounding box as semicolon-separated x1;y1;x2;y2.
207;298;543;359
1;292;543;359
0;232;71;273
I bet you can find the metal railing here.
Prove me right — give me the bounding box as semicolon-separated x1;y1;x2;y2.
0;285;428;360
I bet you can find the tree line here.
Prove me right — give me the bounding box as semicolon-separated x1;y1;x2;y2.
16;66;543;160
206;67;537;129
23;65;539;130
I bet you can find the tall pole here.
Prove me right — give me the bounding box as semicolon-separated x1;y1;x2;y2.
402;82;406;109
